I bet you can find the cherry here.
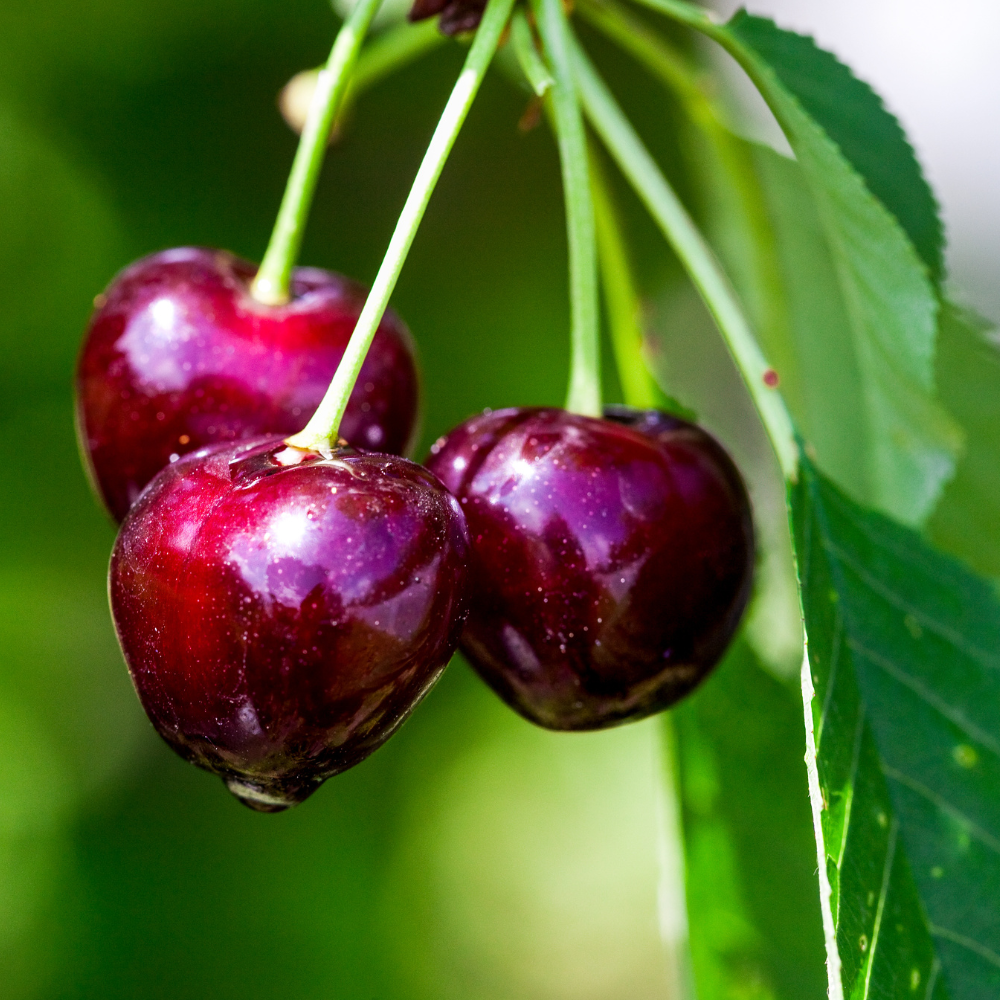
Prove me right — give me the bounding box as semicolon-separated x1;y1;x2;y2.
76;247;419;522
109;435;469;811
425;405;754;730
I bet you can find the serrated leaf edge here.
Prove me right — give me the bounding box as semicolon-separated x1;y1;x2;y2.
716;31;962;526
726;11;945;284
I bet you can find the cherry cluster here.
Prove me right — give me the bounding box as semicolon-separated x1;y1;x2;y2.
77;248;753;812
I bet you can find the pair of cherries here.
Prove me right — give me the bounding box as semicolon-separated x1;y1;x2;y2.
78;248;754;812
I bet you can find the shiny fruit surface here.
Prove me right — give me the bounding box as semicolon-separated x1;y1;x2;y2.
425;406;754;730
77;247;419;522
110;436;468;811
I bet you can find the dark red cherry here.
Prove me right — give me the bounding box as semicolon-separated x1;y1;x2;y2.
76;247;419;522
109;436;468;811
425;406;754;731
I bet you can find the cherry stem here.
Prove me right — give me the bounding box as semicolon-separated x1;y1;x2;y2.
588;144;660;410
580;0;792;366
510;9;554;97
286;0;518;451
532;0;602;418
568;32;798;479
251;0;384;306
657;714;698;1000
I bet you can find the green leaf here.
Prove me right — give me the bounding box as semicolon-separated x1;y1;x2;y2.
725;13;943;284
928;304;1000;578
792;451;1000;999
691;131;958;527
676;640;826;999
713;14;961;527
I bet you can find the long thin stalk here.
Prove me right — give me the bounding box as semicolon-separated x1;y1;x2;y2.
252;0;384;305
589;146;659;410
531;0;602;417
625;0;719;32
656;714;698;1000
578;0;791;382
510;9;554;97
569;33;797;478
286;0;517;451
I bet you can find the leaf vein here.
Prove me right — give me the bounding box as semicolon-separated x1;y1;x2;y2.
817;610;844;747
882;764;1000;856
849;639;1000;757
861;816;898;1000
923;957;940;1000
836;706;865;872
930;924;1000;969
824;537;1000;671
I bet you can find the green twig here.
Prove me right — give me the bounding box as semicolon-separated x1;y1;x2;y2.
286;0;517;451
589;146;659;410
578;0;791;369
568;33;797;478
657;714;698;1000
625;0;719;32
532;0;601;417
252;0;384;305
510;9;554;97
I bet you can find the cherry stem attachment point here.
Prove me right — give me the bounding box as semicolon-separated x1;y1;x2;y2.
532;0;602;418
569;32;798;479
286;0;518;452
252;0;384;306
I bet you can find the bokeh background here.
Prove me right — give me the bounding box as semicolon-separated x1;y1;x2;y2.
0;1;991;997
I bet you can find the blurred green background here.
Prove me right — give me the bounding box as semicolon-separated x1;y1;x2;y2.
0;2;823;996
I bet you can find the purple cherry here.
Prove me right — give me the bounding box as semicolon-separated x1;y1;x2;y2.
109;436;469;811
76;247;419;522
425;406;754;730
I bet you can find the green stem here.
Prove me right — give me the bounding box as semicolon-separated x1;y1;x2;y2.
578;0;791;378
588;145;659;409
532;0;601;417
624;0;718;32
578;0;695;98
569;33;797;478
286;0;517;451
510;9;554;97
657;714;697;1000
252;0;384;305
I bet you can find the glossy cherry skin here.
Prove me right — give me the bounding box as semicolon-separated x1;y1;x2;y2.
77;247;419;522
425;406;754;731
110;436;469;811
